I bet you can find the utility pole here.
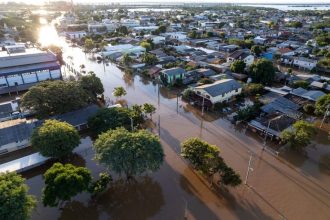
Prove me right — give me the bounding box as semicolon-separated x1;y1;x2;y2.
201;96;205;116
158;115;160;136
244;153;254;185
320;104;329;128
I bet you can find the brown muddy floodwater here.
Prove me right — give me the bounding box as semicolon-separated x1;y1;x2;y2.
18;22;330;220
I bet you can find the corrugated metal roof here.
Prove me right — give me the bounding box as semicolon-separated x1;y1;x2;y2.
195;79;242;97
0;61;60;76
0;51;57;69
0;122;35;146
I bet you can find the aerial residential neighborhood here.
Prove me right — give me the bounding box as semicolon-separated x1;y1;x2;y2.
0;1;329;220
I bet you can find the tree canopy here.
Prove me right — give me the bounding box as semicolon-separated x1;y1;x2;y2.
181;138;241;187
249;58;275;85
21;80;90;119
88;107;144;136
94;128;164;180
0;172;36;220
315;94;330;115
78;73;104;102
142;103;156;118
31;120;80;158
281;120;316;151
230;60;246;73
141;53;158;65
113;86;127;98
251;45;262;57
42;163;92;207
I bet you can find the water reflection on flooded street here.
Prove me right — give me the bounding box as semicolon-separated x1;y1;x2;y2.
24;20;330;220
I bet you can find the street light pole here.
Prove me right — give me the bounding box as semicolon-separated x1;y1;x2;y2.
244;153;253;185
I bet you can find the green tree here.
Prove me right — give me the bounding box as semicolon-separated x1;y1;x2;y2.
303;103;315;115
79;73;104;102
315;33;330;47
88;173;112;196
230;60;246;73
251;45;262;57
143;103;156;119
84;38;94;52
116;26;128;35
188;30;198;39
88;107;143;136
141;52;158;65
181;138;241;186
122;53;133;66
250;58;275;85
21;81;88;119
0;172;36;220
244;83;264;96
292;80;310;89
31;120;80;158
281;120;316;151
158;25;167;33
113;86;127;99
315;94;330;115
219;166;242;187
140;41;152;51
94;128;164;180
181;138;221;175
42;163;92;207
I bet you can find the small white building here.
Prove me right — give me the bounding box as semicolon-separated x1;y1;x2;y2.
254;36;267;45
293;57;317;70
193;79;242;104
162;32;187;42
120;19;140;28
227;50;255;66
66;31;87;40
145;35;166;44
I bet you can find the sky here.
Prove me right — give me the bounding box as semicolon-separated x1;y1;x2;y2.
0;0;330;4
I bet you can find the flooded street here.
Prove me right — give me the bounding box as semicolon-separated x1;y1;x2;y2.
24;20;330;220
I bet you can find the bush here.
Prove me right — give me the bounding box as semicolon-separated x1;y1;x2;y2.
303;104;315;115
198;78;214;85
244;83;264;96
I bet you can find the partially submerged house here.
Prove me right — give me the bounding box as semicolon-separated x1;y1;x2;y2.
192;79;242;104
160;67;186;86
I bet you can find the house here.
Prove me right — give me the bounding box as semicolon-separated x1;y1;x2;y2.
227;50;254;66
160;67;186;85
66;31;87;40
293;57;317;70
50;104;100;131
192;79;242;104
290;87;326;102
0;119;36;155
261;96;302;119
147;66;162;78
88;23;107;33
100;44;146;57
145;35;166;45
162;32;188;42
0;98;20;122
120;19;140;28
254;36;267;45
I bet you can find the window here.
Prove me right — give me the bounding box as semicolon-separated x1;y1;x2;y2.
206;95;210;99
197;91;201;95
